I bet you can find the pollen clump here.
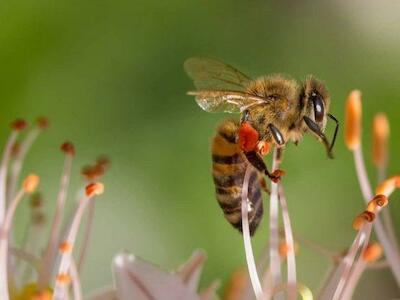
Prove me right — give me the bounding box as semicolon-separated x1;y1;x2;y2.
344;90;362;150
23;175;40;194
85;182;104;197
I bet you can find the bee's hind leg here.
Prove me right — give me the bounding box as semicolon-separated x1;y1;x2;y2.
244;151;285;183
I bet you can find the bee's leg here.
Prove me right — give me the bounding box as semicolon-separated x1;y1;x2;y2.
268;124;285;146
303;116;334;159
244;151;285;183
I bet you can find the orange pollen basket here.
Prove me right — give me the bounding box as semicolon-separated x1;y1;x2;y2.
238;122;259;153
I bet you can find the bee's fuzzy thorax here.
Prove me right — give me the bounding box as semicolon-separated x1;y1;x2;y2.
246;74;299;103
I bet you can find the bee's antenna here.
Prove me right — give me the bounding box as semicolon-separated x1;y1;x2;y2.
328;113;339;152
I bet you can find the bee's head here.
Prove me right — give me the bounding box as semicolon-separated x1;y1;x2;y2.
301;76;338;159
301;76;330;130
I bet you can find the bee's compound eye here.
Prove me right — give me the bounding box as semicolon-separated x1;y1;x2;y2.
312;94;325;122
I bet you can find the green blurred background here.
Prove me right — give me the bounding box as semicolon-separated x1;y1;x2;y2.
2;0;400;298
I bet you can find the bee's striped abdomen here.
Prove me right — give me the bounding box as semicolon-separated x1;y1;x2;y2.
212;120;264;236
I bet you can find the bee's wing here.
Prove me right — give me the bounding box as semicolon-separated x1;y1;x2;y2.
184;57;251;91
188;90;266;113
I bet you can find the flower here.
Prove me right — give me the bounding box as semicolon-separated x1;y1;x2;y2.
86;250;219;300
0;118;108;300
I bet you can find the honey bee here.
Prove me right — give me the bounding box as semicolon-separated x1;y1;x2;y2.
184;57;339;234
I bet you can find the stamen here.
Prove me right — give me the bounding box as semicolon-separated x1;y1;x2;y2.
15;193;46;284
241;165;263;300
8;118;48;202
371;113;398;250
37;143;74;289
70;259;83;300
278;185;297;300
52;182;104;300
0;174;39;300
269;149;282;296
77;200;95;272
347;92;400;286
0;119;27;223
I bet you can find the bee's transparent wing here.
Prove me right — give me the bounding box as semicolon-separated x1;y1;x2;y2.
188;90;266;113
184;57;252;91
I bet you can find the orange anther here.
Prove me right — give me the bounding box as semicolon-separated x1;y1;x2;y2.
23;174;40;194
363;243;383;263
376;177;397;196
345;90;362;150
85;182;104;197
372;113;389;167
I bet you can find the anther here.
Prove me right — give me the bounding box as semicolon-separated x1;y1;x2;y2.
353;211;375;230
11;119;27;131
362;243;383;263
344;90;362;150
60;142;75;156
36;117;50;130
23;174;40;194
372;113;389;167
85;182;104;197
